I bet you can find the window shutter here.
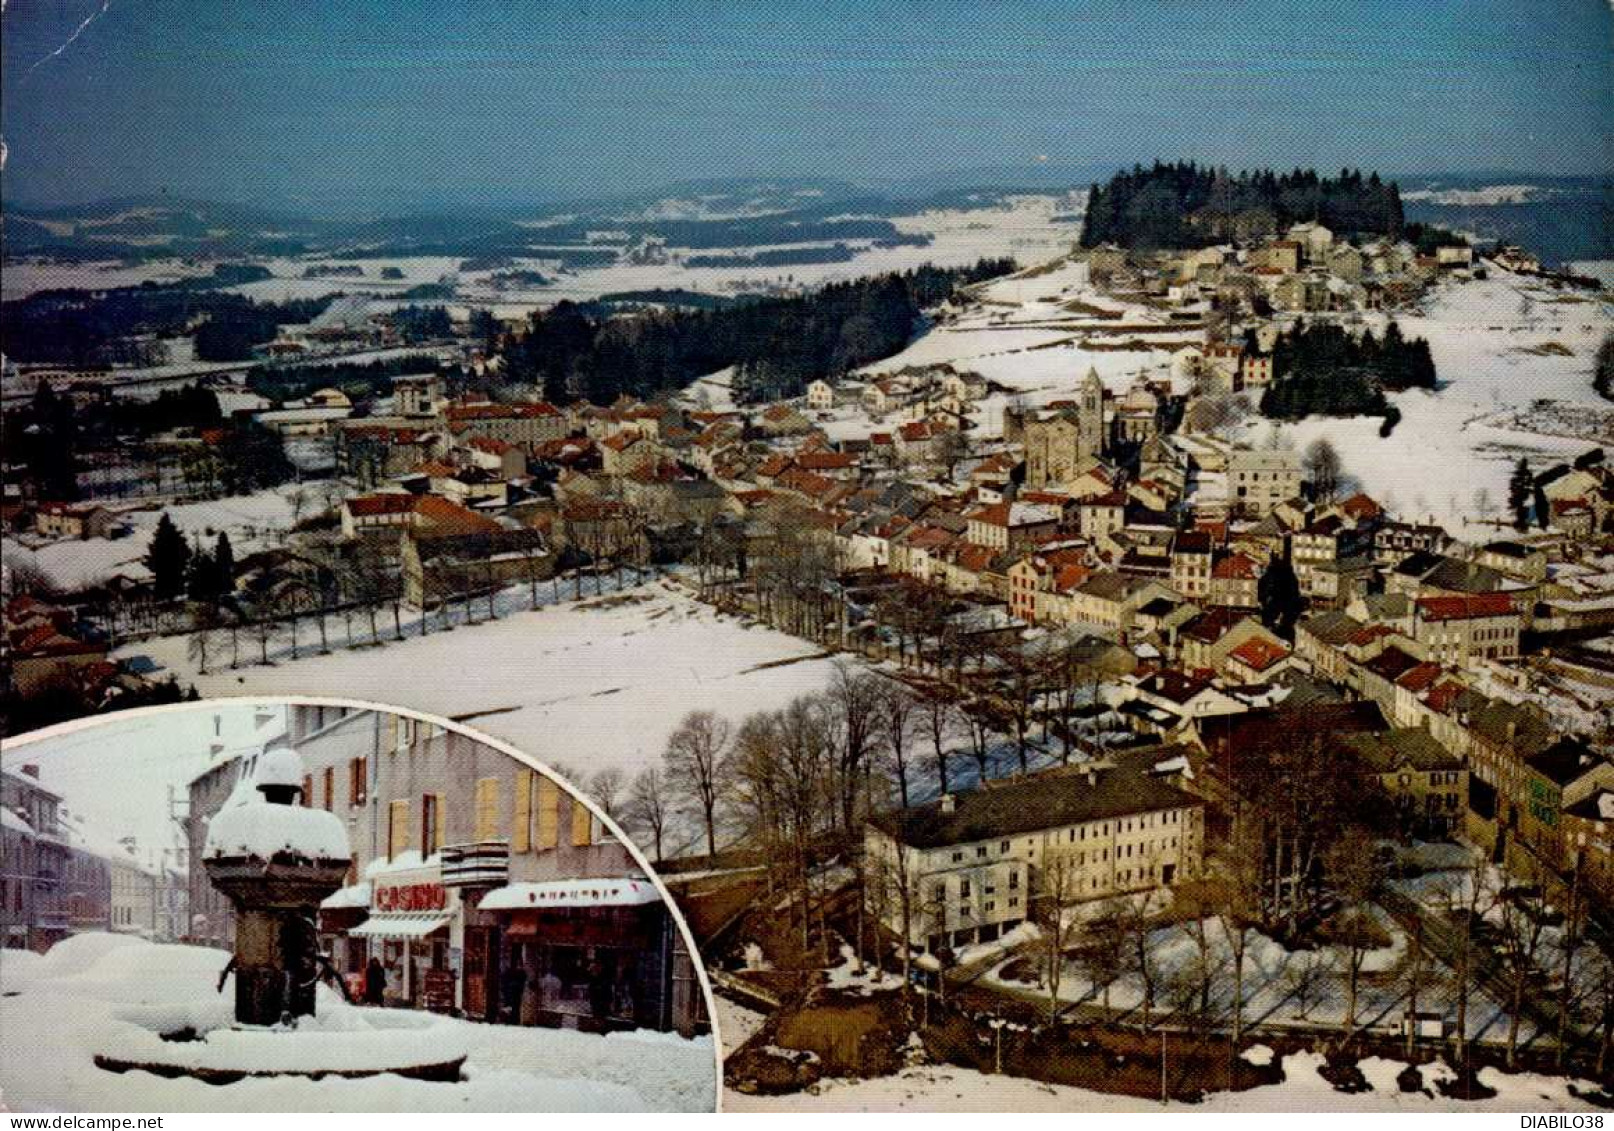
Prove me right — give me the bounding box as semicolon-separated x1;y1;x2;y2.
536;777;560;850
571;797;593;847
512;768;532;852
474;777;500;843
388;799;410;858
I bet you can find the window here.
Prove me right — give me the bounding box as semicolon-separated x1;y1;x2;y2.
952;851;963;863
323;767;335;811
1008;871;1019;889
387;800;410;858
349;757;368;806
933;884;947;903
474;777;500;843
301;775;313;807
421;793;442;855
1000;840;1009;853
536;777;560;849
513;769;533;852
960;880;971;897
976;845;987;859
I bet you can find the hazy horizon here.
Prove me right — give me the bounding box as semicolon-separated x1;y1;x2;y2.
2;0;1611;212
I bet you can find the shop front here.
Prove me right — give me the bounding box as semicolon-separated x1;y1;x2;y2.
475;878;672;1033
346;867;459;1012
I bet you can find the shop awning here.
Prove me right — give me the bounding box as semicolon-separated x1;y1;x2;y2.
348;912;450;939
477;878;660;911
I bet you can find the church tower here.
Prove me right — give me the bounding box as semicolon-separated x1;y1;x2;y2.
1077;367;1105;458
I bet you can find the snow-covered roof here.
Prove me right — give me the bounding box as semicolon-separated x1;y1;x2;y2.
1;809;35;837
478;878;659;911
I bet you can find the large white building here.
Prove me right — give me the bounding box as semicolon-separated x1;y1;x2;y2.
864;758;1205;952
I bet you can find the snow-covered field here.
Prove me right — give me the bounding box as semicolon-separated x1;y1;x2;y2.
2;484;315;591
222;196;1078;321
1243;269;1612;532
724;1053;1604;1112
121;580;843;781
793;254;1610;533
0;934;716;1111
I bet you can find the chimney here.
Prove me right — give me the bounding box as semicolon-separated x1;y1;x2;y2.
939;794;955;815
21;764;40;780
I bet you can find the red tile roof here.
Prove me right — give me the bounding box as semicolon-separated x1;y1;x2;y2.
1228;637;1289;672
1415;593;1517;622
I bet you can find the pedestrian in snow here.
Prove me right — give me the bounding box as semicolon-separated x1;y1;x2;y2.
364;957;386;1006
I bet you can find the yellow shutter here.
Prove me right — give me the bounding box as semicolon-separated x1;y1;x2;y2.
535;777;560;850
474;777;500;843
571;797;593;847
512;768;533;852
388;799;410;858
430;792;445;853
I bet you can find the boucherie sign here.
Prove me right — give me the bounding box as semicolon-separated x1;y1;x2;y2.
375;881;446;912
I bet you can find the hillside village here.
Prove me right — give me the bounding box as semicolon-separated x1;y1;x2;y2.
4;204;1614;1102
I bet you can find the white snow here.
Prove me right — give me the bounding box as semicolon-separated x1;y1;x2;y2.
2;483;315;592
125;580;844;781
824;945;903;995
203;800;351;862
1240;272;1612;533
0;934;716;1111
726;1051;1605;1112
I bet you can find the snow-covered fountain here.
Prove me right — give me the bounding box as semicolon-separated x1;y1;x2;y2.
203;746;351;1027
92;746;466;1085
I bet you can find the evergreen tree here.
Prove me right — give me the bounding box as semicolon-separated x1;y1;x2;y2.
1508;459;1535;531
145;513;192;601
186;544;218;602
24;381;80;500
1595;333;1613;402
214;532;236;595
1258;550;1305;638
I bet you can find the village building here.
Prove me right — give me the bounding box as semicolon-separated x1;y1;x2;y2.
864;761;1204;952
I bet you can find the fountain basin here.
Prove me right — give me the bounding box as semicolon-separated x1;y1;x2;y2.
93;1020;468;1085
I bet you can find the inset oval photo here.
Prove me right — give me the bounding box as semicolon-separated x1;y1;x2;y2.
0;699;719;1112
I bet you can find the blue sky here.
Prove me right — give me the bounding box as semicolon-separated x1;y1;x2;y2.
2;0;1610;209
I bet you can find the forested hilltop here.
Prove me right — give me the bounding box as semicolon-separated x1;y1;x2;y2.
1081;162;1405;249
503;259;1013;406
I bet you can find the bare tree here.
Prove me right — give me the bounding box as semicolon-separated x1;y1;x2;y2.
825;661;884;831
1498;863;1550;1069
917;681;959;796
1033;856;1081;1021
1302;438;1344;504
589;768;625;819
1323;824;1387;1037
624;767;672;861
664;709;732;857
1215;806;1266;1048
1079;899;1132;1013
876;679;918;809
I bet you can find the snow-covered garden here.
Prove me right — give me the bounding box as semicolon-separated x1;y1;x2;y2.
0;933;716;1111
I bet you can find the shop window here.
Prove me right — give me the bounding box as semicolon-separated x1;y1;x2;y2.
474;778;501;843
513;768;533;852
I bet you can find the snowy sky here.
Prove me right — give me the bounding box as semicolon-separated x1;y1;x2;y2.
2;0;1610;208
3;702;283;867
